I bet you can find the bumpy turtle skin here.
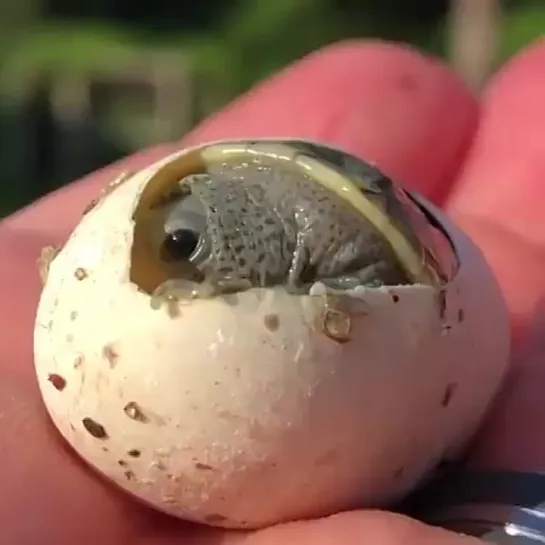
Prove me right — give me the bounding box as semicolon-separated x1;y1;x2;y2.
162;159;410;292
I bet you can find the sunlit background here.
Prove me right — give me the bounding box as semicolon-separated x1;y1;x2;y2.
0;0;542;218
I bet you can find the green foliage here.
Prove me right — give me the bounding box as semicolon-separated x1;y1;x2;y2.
497;3;545;65
188;0;442;106
0;0;543;218
0;23;187;100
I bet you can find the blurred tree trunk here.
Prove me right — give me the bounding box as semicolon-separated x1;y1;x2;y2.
447;0;501;92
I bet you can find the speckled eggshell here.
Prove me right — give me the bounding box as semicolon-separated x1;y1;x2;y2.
34;143;510;530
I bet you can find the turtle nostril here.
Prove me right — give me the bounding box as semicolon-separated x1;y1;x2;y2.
161;229;201;262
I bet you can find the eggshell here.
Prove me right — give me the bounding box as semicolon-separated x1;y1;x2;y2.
34;143;510;529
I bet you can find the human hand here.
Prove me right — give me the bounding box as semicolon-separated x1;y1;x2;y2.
1;37;544;545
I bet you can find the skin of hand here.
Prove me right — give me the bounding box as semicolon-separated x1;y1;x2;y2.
1;37;544;545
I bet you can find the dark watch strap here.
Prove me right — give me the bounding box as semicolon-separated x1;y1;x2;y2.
402;471;545;544
426;503;545;543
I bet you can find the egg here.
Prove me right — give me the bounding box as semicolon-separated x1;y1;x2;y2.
34;139;510;529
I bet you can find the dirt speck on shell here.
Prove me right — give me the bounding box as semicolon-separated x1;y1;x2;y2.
73;355;84;369
38;245;60;285
123;401;149;422
102;344;119;368
321;307;351;343
436;289;447;321
74;268;88;281
82;417;108;439
195;462;214;470
47;373;66;391
263;313;280;332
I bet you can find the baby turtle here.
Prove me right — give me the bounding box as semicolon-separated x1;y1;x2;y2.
134;139;457;302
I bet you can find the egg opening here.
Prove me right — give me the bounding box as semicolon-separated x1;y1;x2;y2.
127;140;459;309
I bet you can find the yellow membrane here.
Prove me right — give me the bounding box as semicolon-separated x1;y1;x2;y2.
201;142;433;285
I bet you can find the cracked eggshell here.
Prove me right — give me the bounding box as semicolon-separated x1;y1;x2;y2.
34;145;510;530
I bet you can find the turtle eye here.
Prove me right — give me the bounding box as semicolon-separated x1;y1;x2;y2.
161;228;203;262
158;191;209;264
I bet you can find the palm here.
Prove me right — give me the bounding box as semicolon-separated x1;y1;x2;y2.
1;39;544;545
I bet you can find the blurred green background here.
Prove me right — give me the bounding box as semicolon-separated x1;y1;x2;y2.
0;0;542;218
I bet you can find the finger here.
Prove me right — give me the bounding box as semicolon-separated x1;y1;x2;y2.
247;511;478;545
444;39;545;470
3;40;477;244
0;230;230;545
0;374;144;545
446;38;545;339
184;40;477;204
0;350;480;544
0;41;477;545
